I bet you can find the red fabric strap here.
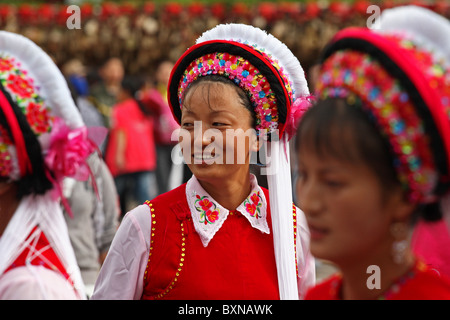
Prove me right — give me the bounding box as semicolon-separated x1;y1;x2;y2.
0;89;32;177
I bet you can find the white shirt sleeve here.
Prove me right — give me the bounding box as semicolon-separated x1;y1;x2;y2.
90;204;151;300
295;206;316;299
0;266;80;300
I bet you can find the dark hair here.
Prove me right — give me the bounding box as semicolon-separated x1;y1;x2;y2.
121;75;143;98
169;42;288;126
183;74;256;127
0;84;53;198
121;75;152;117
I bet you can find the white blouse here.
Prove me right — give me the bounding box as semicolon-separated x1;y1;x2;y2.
91;175;315;299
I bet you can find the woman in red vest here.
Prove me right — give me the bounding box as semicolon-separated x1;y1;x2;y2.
296;6;450;299
92;24;315;300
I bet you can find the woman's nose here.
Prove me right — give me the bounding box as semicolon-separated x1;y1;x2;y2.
296;178;323;217
192;121;214;150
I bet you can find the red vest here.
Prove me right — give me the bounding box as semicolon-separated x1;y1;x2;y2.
305;260;450;300
141;183;291;300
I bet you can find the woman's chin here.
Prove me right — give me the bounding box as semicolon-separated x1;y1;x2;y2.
189;163;223;180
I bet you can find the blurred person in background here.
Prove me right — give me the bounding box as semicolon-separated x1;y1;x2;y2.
63;59;108;153
141;60;180;195
89;57;125;129
61;62;120;297
105;76;157;217
62;151;119;298
297;6;450;300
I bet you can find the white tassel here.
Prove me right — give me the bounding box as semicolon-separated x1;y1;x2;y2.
265;136;298;299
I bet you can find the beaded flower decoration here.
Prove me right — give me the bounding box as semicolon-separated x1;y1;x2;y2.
178;46;294;135
0;55;52;135
316;36;450;204
0;54;53;179
0;127;15;178
387;33;450;118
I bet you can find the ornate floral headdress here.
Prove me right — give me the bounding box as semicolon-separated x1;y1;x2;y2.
315;6;450;206
168;23;311;139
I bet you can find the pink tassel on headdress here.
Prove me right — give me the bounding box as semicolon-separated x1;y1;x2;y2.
284;94;316;141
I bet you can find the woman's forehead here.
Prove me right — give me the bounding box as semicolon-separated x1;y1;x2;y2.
182;81;242;112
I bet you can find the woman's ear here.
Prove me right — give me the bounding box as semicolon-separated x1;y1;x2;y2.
0;180;14;197
250;132;262;153
388;185;417;222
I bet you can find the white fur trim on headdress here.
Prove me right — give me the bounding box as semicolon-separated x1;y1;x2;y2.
376;5;450;67
196;23;310;100
0;31;84;130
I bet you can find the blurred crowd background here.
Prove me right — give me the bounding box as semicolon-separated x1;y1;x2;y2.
3;0;448;81
3;0;448;215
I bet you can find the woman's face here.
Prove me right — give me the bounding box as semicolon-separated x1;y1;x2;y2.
180;81;258;184
295;149;408;266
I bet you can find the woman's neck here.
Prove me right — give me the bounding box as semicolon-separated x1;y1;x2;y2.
338;247;415;300
0;183;20;237
198;172;252;211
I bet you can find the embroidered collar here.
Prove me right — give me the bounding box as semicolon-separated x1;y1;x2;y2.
186;174;270;247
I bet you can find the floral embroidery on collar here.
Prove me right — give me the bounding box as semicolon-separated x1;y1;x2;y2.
244;191;263;219
194;194;220;225
186;175;270;247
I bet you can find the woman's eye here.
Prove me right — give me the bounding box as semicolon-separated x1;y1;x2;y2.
296;170;307;182
212;122;228;127
324;180;345;188
182;122;194;128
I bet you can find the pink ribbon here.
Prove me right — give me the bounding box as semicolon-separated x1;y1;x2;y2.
284;94;316;141
44;118;107;217
45;118;94;181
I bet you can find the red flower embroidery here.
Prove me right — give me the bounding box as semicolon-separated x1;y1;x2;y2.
199;198;213;210
250;192;260;205
205;209;219;224
245;202;257;217
6;73;35;99
26;102;51;134
195;194;220;225
244;191;262;219
0;58;14;72
0;141;12;177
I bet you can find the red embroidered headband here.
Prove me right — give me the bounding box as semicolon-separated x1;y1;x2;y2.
168;24;311;139
316;27;450;204
0;88;31;179
0;53;51;180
